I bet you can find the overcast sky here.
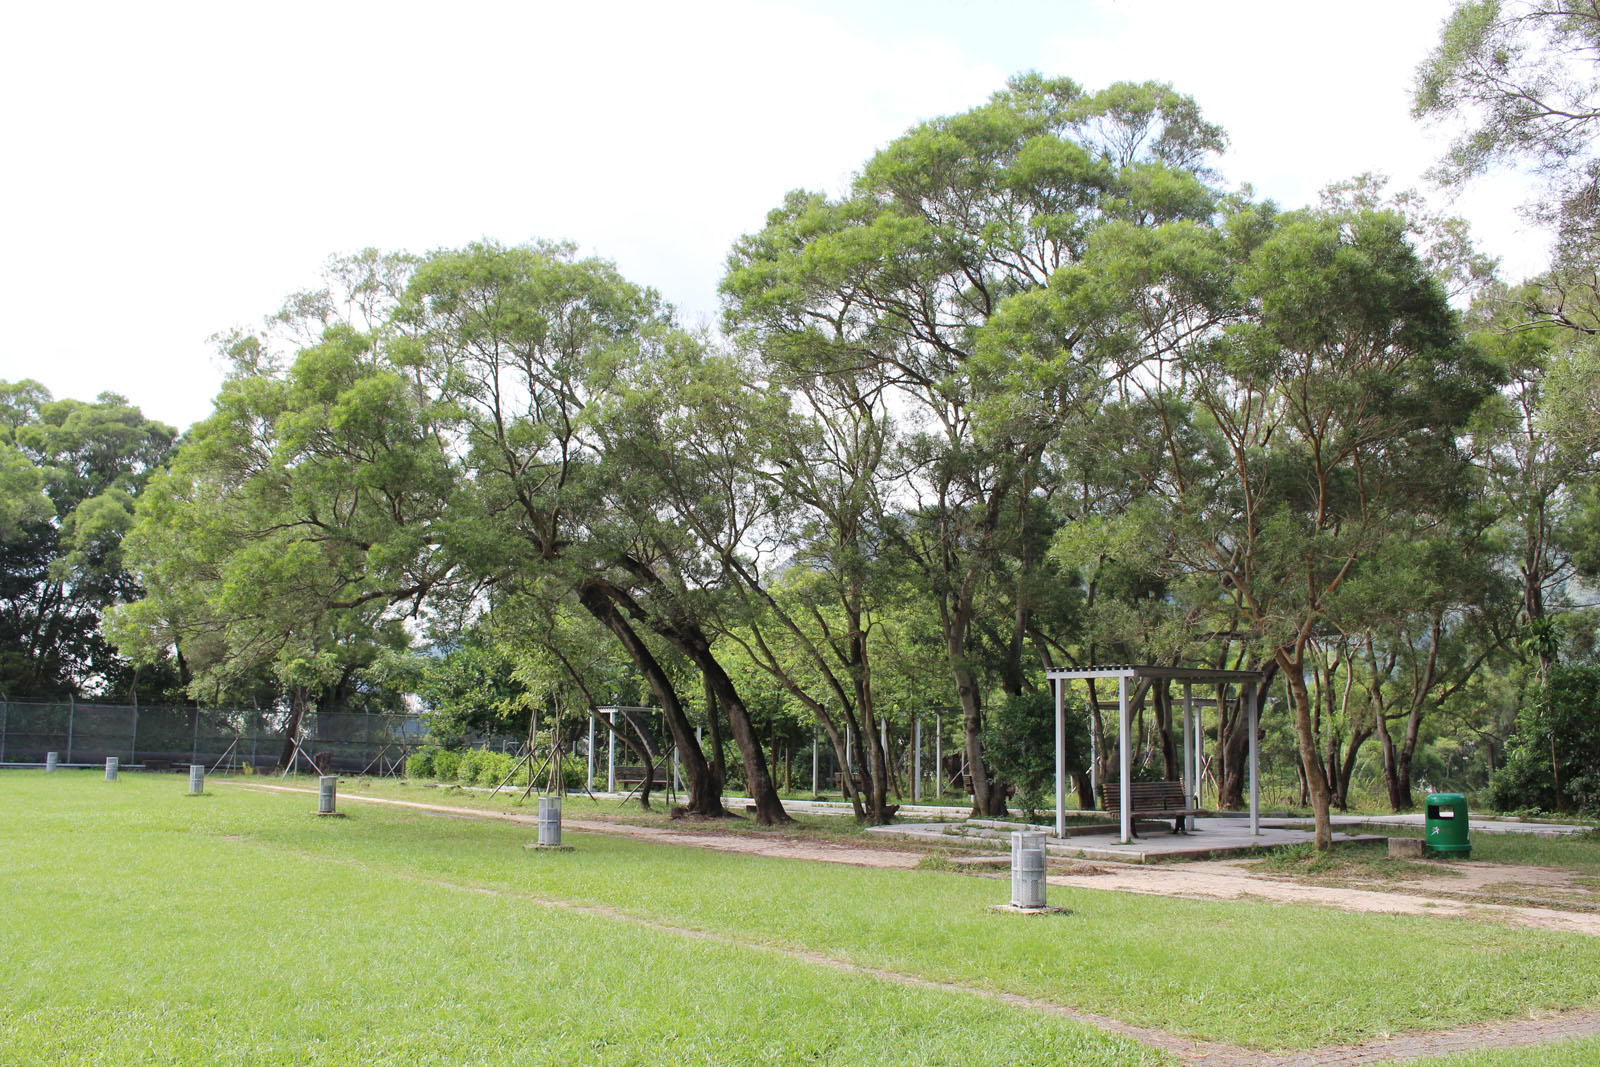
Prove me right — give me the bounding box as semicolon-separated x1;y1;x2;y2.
0;0;1542;432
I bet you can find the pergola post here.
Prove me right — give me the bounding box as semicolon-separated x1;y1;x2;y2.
913;716;922;804
1088;702;1100;804
1118;674;1131;844
1248;684;1260;836
587;713;596;790
606;708;616;793
1053;677;1066;839
1182;682;1195;810
811;730;819;793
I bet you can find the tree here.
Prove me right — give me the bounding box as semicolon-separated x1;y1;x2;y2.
723;74;1228;816
0;381;175;698
1490;662;1600;813
1415;1;1600;324
109;323;460;765
1076;204;1495;847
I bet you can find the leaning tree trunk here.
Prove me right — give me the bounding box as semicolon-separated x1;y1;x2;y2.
1279;646;1334;850
276;685;310;771
577;581;725;817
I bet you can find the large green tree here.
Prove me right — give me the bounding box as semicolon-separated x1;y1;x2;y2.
0;381;175;698
723;74;1227;815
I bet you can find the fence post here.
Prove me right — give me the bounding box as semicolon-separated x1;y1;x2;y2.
66;693;75;765
129;690;139;766
0;691;7;765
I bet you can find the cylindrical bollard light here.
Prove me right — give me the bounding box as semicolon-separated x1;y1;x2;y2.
1010;830;1047;909
318;775;338;815
45;751;59;773
105;756;119;782
189;763;205;795
537;795;563;847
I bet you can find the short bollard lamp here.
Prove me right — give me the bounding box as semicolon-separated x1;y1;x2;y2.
104;756;119;782
315;775;343;817
1010;830;1047;909
45;751;58;773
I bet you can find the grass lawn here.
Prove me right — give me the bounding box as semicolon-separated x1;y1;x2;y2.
0;770;1156;1067
6;772;1600;1062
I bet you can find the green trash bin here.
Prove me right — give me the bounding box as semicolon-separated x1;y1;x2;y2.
1424;793;1470;858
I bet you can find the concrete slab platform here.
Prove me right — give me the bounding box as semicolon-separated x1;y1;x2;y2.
1315;813;1595;837
867;816;1385;863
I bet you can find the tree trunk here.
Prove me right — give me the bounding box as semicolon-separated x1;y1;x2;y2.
276;684;309;770
1378;716;1413;811
577;580;725;817
1278;646;1334;850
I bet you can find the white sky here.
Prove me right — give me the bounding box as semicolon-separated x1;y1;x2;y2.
0;0;1544;433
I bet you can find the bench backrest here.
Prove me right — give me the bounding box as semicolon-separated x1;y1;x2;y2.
1099;780;1188;811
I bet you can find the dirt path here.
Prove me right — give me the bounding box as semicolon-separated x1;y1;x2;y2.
225;782;1600;1065
1052;860;1600;937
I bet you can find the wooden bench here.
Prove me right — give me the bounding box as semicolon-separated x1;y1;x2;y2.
615;764;670;789
1099;780;1203;833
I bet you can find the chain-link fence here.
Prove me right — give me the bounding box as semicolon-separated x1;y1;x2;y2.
0;699;460;774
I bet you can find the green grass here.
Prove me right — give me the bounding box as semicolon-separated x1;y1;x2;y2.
0;770;1158;1066
7;772;1600;1059
1250;839;1459;881
1364;823;1600;872
1375;1037;1600;1066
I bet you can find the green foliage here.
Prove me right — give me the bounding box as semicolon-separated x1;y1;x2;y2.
430;749;462;782
0;380;177;699
1492;664;1600;814
475;750;514;787
984;688;1090;818
454;749;485;786
404;746;438;779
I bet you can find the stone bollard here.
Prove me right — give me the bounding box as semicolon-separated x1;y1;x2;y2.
104;756;119;782
189;763;205;795
45;751;58;773
1010;830;1047;909
537;795;563;847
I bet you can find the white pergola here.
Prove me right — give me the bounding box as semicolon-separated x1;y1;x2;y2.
1046;665;1266;844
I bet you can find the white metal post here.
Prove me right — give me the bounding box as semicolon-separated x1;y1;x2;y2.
587;714;595;790
1118;675;1132;844
607;709;616;793
845;726;852;773
1088;699;1100;803
1182;682;1195;810
913;717;921;804
1196;693;1207;810
934;714;941;796
811;731;819;794
1054;677;1066;839
1248;685;1261;835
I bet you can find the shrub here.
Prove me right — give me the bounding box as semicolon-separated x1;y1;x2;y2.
456;749;485;786
1491;664;1600;815
431;749;462;782
476;751;514;787
985;688;1092;818
406;746;440;780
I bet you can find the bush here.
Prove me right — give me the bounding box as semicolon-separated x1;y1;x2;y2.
431;749;462;782
985;688;1091;818
456;749;485;786
1491;664;1600;815
476;751;514;787
406;745;440;780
